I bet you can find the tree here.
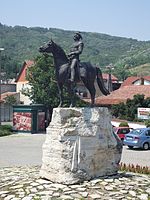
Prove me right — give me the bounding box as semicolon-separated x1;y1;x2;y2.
23;54;59;110
113;62;131;81
111;94;150;121
5;95;17;105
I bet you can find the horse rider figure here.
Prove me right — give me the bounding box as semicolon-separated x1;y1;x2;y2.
68;32;84;82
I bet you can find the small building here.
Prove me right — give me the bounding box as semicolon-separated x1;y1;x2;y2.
13;104;46;133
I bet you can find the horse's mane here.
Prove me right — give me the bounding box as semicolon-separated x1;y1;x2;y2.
53;42;68;62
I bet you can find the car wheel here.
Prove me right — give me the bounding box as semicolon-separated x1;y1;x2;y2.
143;143;149;150
121;139;124;145
128;145;134;149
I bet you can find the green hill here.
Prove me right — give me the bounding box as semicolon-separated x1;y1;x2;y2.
1;23;150;79
129;63;150;76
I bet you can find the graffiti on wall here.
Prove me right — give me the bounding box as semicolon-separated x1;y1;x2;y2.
13;112;32;131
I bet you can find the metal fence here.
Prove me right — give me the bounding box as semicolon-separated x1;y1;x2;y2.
0;104;13;122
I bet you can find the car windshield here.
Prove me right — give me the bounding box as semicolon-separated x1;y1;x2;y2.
130;129;143;135
113;127;117;132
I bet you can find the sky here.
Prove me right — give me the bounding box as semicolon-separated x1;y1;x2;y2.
0;0;150;41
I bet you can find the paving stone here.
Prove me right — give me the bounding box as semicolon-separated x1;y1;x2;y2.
138;193;149;200
146;188;150;194
4;195;16;200
129;190;136;197
104;185;114;191
59;194;74;199
0;191;9;195
79;191;88;197
21;197;33;200
0;165;149;200
89;193;103;199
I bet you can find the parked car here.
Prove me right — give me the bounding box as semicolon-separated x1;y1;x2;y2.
123;128;150;150
113;127;132;142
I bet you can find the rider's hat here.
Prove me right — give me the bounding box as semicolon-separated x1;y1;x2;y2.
74;32;82;39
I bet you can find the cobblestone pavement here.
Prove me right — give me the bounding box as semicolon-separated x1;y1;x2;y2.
0;166;150;200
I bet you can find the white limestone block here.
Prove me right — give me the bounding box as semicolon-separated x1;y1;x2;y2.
40;107;122;184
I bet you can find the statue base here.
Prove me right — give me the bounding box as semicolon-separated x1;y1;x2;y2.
40;107;122;184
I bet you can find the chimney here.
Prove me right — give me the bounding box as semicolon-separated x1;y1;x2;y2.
140;77;144;85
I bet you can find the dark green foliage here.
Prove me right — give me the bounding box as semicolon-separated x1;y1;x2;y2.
1;23;150;80
5;95;17;105
145;120;150;128
119;122;129;127
111;103;126;119
113;63;132;81
0;125;13;137
111;94;150;121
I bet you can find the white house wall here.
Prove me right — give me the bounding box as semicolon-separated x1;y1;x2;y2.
16;82;32;105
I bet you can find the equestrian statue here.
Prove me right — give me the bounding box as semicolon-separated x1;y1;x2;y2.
39;32;109;107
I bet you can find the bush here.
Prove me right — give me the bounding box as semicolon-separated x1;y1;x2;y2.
119;122;129;127
0;125;13;137
145;120;150;127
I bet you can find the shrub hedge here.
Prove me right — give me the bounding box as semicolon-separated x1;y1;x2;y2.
0;125;13;137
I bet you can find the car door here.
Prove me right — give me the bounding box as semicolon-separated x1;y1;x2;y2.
145;130;150;145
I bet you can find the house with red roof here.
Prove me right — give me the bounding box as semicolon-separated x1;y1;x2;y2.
15;60;34;104
121;76;150;87
93;76;150;106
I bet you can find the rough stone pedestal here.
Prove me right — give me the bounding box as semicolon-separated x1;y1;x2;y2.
40;107;122;184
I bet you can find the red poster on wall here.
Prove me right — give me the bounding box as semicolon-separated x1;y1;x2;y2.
13;112;32;131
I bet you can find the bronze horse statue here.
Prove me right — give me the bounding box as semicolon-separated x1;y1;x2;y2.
39;40;109;107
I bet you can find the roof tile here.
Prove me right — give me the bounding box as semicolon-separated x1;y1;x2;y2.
94;85;150;105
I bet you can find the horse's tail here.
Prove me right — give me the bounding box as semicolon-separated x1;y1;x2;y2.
96;67;110;95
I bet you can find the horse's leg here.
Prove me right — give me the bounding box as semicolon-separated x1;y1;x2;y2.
57;83;63;107
67;82;76;107
82;78;96;107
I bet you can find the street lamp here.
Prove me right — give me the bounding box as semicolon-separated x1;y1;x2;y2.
0;48;4;125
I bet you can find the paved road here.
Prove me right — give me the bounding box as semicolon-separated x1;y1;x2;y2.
0;134;149;168
0;134;46;167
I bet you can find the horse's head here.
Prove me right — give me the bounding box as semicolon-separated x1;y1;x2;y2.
39;40;54;54
39;39;68;64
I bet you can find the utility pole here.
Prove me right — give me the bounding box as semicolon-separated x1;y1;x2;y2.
0;48;4;125
106;63;114;93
